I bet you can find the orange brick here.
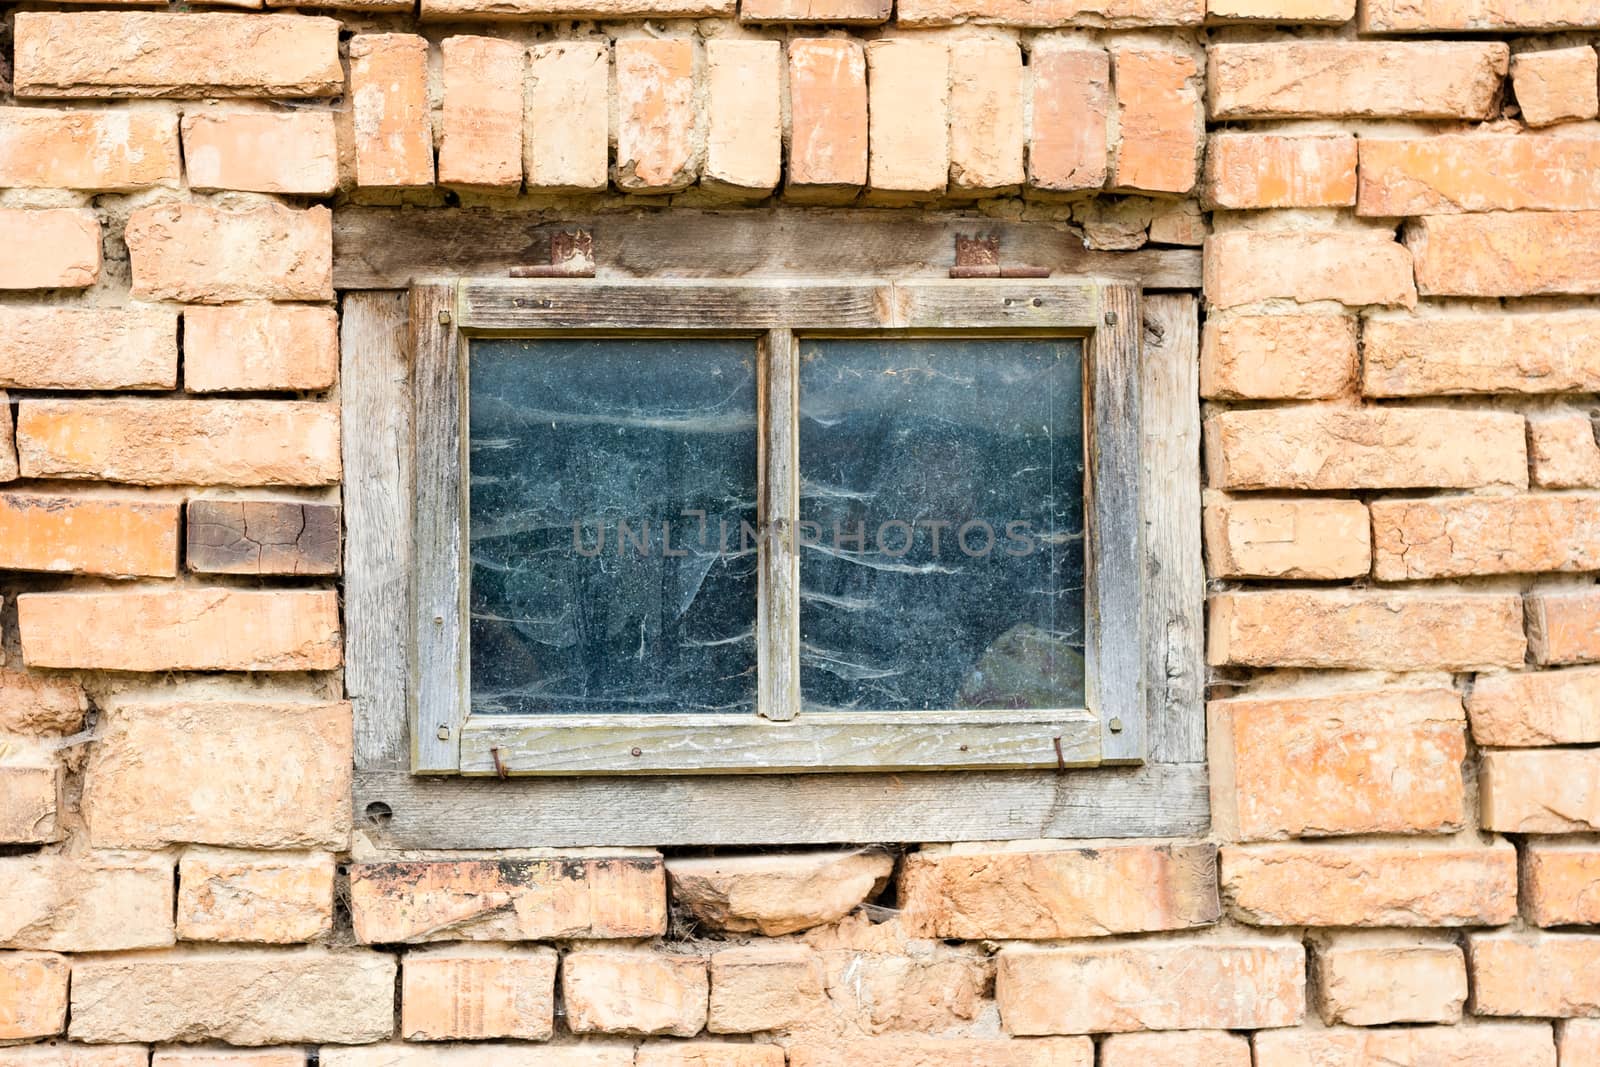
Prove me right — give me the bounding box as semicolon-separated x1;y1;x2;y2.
125;202;331;302
1100;1032;1250;1067
898;0;1201;23
0;397;15;484
867;40;948;198
177;850;336;943
0;210;100;291
996;942;1304;1034
439;36;523;191
616;38;699;193
1255;1024;1555;1067
1372;495;1600;580
153;1052;305;1067
1208;42;1508;120
705;40;782;197
325;1050;624;1067
1530;412;1600;488
1313;939;1466;1025
1029;43;1109;194
637;1046;784;1067
181;110;338;195
1525;843;1600;926
1208;590;1526;671
525;42;609;193
12;13;342;98
741;0;888;18
1205;230;1414;309
0;307;176;390
422;0;729;15
17;399;340;486
1513;47;1599;127
788;39;867;196
1205;406;1525;490
1364;311;1600;396
350;34;434;188
1410;212;1600;298
0;760;61;844
949;38;1025;194
667;851;891;935
1203;496;1370;579
1528;589;1600;665
0;672;88;737
1482;749;1600;832
1563;1021;1600;1065
563;950;708;1037
0;107;179;189
1468;667;1600;746
1470;934;1600;1017
402;948;557;1041
791;1041;1089;1067
1361;136;1600;216
1366;0;1600;30
1204;133;1355;209
0;953;68;1040
1206;0;1352;19
1222;843;1518;926
185;305;338;393
707;944;827;1033
1112;45;1198;195
19;590;341;672
1208;688;1465;842
0;1048;148;1067
0;492;179;578
0;854;174;951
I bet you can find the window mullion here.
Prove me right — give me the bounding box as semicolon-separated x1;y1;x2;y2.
758;326;801;722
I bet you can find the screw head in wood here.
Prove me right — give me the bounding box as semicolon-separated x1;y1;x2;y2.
436;725;450;740
1108;717;1124;733
438;310;453;326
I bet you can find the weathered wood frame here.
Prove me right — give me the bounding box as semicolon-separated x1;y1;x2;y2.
344;269;1205;847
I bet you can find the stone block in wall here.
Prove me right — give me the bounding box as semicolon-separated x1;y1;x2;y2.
1527;589;1600;665
1204;230;1415;309
1203;133;1356;209
563;950;708;1037
423;0;730;16
1530;412;1600;488
439;36;524;191
324;1048;628;1067
125;202;331;303
177;850;336;943
1525;843;1600;926
637;1046;785;1067
401;947;557;1041
1111;45;1199;195
1360;136;1600;216
349;34;434;188
1028;42;1110;195
1409;212;1600;297
184;304;339;394
0;1047;148;1067
1312;938;1467;1025
0;952;68;1040
0;493;180;578
1562;1022;1600;1065
1220;842;1518;927
0;854;174;952
615;38;700;194
153;1051;306;1067
1468;667;1600;746
0;758;61;844
186;500;341;576
1364;0;1600;30
0;307;177;391
789;1040;1091;1066
0;394;15;485
0;210;100;291
704;40;783;197
182;111;339;196
897;0;1201;24
1364;310;1600;396
1470;934;1600;1017
1254;1024;1556;1067
1202;496;1370;579
0;107;179;189
1099;1032;1250;1067
1371;495;1600;579
666;850;893;936
0;671;88;736
1482;749;1600;832
866;40;948;199
741;0;888;19
1208;41;1508;119
1513;47;1599;127
949;38;1025;195
707;944;827;1034
525;42;610;193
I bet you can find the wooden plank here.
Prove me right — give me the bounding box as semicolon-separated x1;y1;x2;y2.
458;279;890;331
1142;294;1206;764
410;283;467;774
758;328;800;721
460;709;1100;775
1088;283;1145;764
334;208;1203;291
354;762;1209;848
342;291;413;772
186;499;341;576
890;279;1099;329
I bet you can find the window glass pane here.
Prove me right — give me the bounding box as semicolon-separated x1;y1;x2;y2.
468;338;759;715
798;338;1086;712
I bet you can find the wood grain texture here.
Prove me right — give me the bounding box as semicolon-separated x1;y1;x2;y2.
759;328;800;722
343;291;412;771
890;279;1098;328
355;762;1209;847
334;208;1202;290
186;499;340;575
460;279;890;330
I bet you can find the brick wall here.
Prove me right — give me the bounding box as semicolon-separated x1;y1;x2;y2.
0;0;1598;1064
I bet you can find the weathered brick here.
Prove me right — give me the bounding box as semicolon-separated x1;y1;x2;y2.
1410;212;1600;297
1209;688;1465;842
324;1048;627;1067
1222;842;1518;926
1100;1032;1250;1067
637;1047;783;1067
0;760;60;844
1149;200;1207;244
84;700;351;848
667;851;892;936
0;672;87;737
1206;0;1352;19
1513;47;1599;127
13;13;342;98
867;40;948;198
1471;934;1600;1017
181;110;338;195
18;399;340;486
0;107;179;189
1468;667;1600;746
177;850;335;943
185;304;337;393
125;202;330;302
70;949;394;1044
1373;495;1600;580
1029;43;1109;194
0;307;176;391
1313;939;1466;1024
897;843;1219;939
787;38;867;195
187;500;341;576
422;0;729;16
1112;46;1199;195
1528;589;1600;665
0;1046;148;1067
350;35;433;188
1203;496;1369;579
1526;843;1600;926
1365;0;1600;30
949;38;1025;194
705;40;782;197
1204;133;1355;209
1206;406;1525;490
790;1041;1091;1067
439;36;523;191
1361;136;1600;217
153;1052;305;1067
1205;230;1415;309
708;944;827;1034
1208;42;1508;120
525;42;609;193
1482;749;1600;832
563;950;708;1037
741;0;888;19
1364;311;1600;396
0;492;179;578
0;854;174;951
348;857;666;942
0;397;15;485
0;952;68;1040
1561;1021;1600;1066
402;947;557;1041
1530;412;1600;488
0;210;100;291
616;38;699;193
897;0;1201;23
21;589;340;673
997;942;1304;1034
1254;1024;1556;1067
1209;590;1526;671
807;943;986;1035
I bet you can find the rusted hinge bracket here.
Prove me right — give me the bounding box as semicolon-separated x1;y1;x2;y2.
510;230;596;278
949;235;1051;279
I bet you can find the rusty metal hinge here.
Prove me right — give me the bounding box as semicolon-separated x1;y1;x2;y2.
510;230;596;278
949;235;1050;279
